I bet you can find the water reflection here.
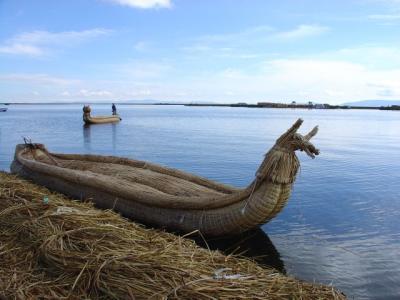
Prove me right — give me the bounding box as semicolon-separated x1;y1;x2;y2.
83;124;91;151
192;228;285;273
83;123;118;153
112;123;117;152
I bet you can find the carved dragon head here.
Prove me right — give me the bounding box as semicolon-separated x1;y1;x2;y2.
275;118;320;158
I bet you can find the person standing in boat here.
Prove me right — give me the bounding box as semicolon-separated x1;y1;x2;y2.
112;103;117;115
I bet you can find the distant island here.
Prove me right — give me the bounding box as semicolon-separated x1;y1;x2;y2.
182;100;400;110
379;105;400;111
2;99;400;110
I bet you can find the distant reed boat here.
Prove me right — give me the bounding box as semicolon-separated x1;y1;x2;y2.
11;119;319;236
82;105;121;124
0;108;7;112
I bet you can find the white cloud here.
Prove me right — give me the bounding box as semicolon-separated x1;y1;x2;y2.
6;57;400;104
117;61;172;79
371;0;400;6
184;24;328;59
3;41;400;104
273;25;329;41
376;88;394;96
0;44;43;56
42;88;113;99
0;73;80;85
193;24;327;46
315;46;400;70
174;59;400;104
184;26;269;61
126;89;152;96
0;28;111;57
11;29;111;45
195;26;274;44
134;41;151;52
78;89;113;97
368;13;400;20
106;0;171;9
269;59;400;101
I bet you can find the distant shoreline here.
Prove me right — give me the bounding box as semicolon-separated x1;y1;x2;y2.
1;102;399;110
182;103;400;110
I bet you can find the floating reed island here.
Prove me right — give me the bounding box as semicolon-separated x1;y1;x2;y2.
82;105;121;124
11;118;319;236
0;172;345;299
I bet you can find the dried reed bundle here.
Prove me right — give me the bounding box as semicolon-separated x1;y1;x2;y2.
256;119;319;184
0;172;345;299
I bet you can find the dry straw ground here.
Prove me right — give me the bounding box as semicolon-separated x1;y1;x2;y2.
0;172;345;299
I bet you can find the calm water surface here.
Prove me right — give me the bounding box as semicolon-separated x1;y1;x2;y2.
1;104;399;299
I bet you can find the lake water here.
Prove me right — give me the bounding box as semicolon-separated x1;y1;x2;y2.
1;104;399;299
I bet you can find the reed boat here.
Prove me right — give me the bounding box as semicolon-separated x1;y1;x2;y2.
0;108;7;112
11;119;319;236
82;105;121;124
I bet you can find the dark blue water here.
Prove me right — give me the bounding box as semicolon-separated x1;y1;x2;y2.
1;104;399;299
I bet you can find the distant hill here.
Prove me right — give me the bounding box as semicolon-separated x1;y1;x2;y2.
343;100;400;107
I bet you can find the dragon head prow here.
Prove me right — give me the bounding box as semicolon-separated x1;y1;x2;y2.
275;118;320;159
255;119;320;184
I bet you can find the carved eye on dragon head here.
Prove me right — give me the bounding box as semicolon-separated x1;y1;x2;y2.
275;118;320;158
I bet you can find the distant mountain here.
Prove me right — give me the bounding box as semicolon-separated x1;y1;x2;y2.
342;100;400;107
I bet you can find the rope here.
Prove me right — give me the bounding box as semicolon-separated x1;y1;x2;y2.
241;178;258;215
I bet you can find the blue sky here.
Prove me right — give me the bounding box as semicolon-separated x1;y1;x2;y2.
1;0;400;104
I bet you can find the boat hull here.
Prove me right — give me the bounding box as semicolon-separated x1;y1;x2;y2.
83;115;121;124
10;144;293;236
12;159;289;236
10;119;319;236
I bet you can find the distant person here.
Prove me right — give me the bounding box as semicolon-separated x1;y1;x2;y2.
112;103;117;115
